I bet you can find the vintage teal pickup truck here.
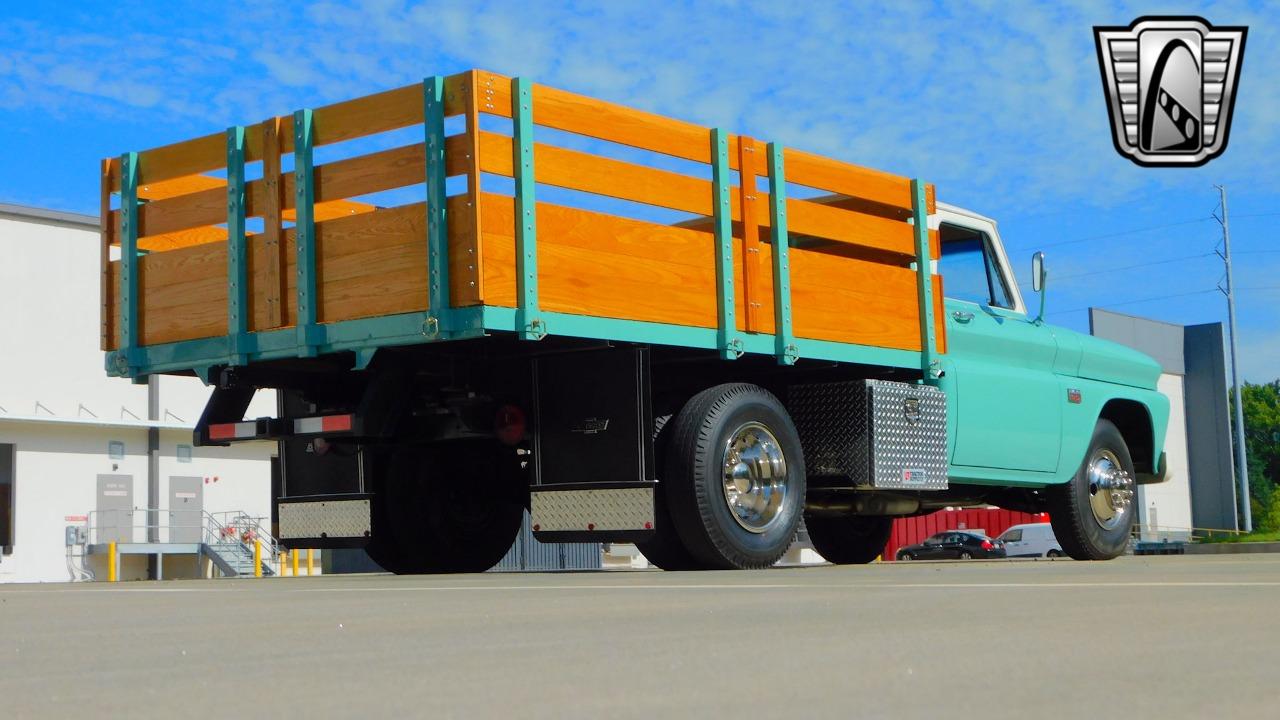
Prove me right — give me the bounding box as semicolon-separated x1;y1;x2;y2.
99;71;1168;571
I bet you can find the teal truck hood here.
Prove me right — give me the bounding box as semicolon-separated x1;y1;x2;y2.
1050;326;1162;390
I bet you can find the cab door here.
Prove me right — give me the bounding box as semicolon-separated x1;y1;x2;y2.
936;221;1061;473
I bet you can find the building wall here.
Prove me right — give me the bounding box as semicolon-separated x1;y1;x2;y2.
0;206;276;583
0;420;271;583
1136;374;1194;539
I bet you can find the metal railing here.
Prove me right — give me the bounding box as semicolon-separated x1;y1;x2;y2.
84;507;281;565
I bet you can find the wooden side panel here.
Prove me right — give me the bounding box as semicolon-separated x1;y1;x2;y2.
311;203;428;323
471;192;928;350
470;193;717;327
109;205;431;346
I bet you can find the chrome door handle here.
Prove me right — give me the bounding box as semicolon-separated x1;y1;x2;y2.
951;310;974;323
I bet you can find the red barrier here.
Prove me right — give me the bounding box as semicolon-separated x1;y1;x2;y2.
884;508;1049;561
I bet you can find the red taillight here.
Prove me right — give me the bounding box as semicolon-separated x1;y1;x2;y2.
981;540;993;550
495;404;526;445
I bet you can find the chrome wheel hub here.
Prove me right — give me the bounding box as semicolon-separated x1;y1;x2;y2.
721;422;789;533
1087;449;1134;530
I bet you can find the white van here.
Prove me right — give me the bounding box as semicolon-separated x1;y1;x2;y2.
997;523;1064;558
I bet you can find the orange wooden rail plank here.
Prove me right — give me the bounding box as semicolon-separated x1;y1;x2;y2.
109;73;472;191
783;148;914;213
261;116;286;327
99;158;115;351
455;70;486;306
473;129;915;259
110;143;421;243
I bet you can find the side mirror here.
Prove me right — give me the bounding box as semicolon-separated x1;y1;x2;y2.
1031;251;1047;322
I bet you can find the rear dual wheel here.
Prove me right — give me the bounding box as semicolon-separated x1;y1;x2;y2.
641;383;806;570
366;440;525;574
805;515;893;565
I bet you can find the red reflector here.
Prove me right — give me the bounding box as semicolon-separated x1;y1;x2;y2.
209;424;235;440
532;524;540;532
495;404;526;445
644;522;653;530
322;415;353;432
587;523;595;531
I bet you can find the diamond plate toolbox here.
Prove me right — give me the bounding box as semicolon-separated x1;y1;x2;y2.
787;379;948;490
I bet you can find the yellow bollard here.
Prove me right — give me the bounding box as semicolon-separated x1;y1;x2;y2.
108;541;118;583
292;549;299;577
306;549;314;576
281;549;289;576
253;539;262;578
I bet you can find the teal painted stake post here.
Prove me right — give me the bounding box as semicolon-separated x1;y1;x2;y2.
226;126;249;365
766;143;797;365
512;77;544;340
118;151;140;375
910;178;939;382
423;76;449;337
293;109;319;356
711;128;742;359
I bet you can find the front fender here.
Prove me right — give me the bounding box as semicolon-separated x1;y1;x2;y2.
1054;378;1169;483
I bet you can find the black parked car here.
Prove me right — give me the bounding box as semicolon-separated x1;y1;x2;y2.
895;531;1006;561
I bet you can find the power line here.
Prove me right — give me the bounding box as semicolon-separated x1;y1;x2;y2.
1049;252;1214;282
1009;216;1212;251
1046;288;1219;316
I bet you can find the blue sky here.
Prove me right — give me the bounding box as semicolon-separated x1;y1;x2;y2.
1;0;1277;380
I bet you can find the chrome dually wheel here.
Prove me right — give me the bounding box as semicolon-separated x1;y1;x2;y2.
1086;448;1134;531
722;422;789;533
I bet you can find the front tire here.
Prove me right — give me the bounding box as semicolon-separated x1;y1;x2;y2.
665;384;806;570
1048;420;1137;561
805;515;892;565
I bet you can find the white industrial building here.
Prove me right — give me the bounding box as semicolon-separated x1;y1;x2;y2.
0;204;276;583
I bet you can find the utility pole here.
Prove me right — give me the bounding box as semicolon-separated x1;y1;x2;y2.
1214;184;1252;533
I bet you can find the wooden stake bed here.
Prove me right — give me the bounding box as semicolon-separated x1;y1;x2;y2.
100;70;945;379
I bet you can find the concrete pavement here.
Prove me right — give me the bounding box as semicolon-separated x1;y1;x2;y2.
1;555;1276;718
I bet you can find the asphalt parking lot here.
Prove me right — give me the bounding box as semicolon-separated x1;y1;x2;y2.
1;554;1275;719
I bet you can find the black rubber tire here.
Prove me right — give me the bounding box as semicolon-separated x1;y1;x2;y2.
636;413;703;571
1046;549;1063;558
805;515;893;565
664;383;806;570
367;440;525;573
897;552;913;561
1048;419;1136;561
959;551;972;560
